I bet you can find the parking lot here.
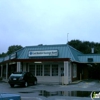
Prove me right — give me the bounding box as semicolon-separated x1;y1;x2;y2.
0;80;100;100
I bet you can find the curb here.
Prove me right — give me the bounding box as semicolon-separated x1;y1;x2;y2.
69;80;82;85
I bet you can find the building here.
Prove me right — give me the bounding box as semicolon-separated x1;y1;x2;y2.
0;44;100;84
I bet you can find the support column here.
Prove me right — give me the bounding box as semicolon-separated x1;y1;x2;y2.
64;61;69;85
1;65;3;77
6;63;8;80
17;62;21;72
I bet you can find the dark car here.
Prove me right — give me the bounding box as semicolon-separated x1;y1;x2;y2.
8;72;37;87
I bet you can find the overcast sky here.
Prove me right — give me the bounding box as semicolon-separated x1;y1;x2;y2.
0;0;100;53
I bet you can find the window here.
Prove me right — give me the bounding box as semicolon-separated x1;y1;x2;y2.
73;64;77;78
29;65;35;75
88;58;93;62
36;65;42;76
52;65;58;76
68;63;71;77
44;65;50;76
61;67;64;76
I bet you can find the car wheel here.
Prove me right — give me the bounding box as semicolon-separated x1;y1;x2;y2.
24;82;28;87
34;80;37;85
10;84;14;88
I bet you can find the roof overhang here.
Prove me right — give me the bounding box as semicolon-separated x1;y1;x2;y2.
0;58;70;64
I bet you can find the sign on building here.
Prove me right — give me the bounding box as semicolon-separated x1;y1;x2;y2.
29;50;58;57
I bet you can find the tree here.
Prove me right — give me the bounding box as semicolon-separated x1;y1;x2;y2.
68;40;100;54
7;45;23;55
0;45;23;57
0;52;7;57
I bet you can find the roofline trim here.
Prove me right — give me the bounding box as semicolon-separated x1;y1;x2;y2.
0;58;70;64
67;45;76;61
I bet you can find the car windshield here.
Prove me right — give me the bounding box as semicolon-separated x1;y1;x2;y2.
11;74;23;77
10;72;24;77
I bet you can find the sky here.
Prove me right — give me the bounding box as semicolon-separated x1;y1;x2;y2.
0;0;100;53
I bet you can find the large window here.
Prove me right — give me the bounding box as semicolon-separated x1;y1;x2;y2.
36;65;43;76
44;65;50;76
52;65;58;76
29;65;35;75
73;64;77;78
29;64;59;76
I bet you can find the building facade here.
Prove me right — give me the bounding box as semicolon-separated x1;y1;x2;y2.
0;44;100;84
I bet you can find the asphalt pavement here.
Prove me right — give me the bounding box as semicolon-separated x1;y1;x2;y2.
1;79;100;100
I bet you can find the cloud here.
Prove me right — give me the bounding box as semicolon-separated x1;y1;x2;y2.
0;0;100;53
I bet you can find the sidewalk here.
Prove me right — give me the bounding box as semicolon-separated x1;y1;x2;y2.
1;79;8;83
69;80;82;85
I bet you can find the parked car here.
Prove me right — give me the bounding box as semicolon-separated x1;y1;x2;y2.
8;72;37;87
0;93;21;100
